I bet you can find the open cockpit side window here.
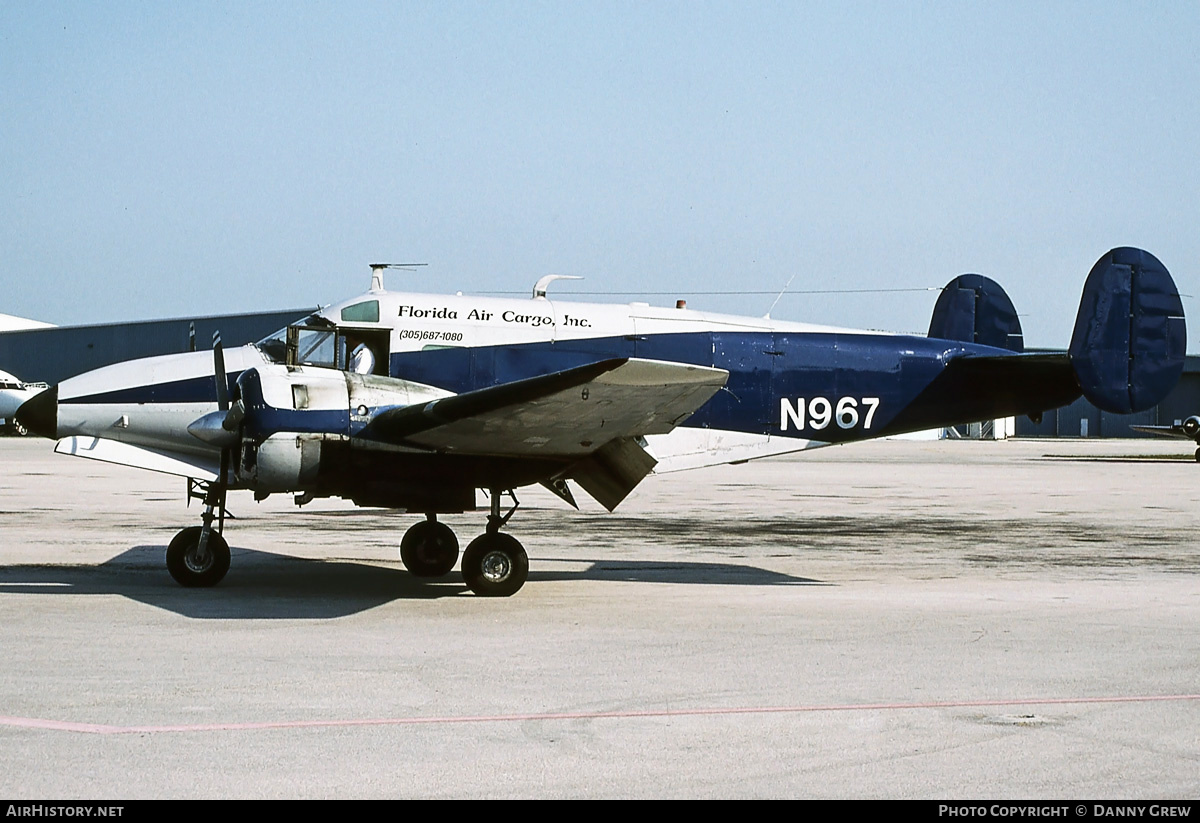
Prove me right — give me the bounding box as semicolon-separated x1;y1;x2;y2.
256;319;388;376
339;327;390;376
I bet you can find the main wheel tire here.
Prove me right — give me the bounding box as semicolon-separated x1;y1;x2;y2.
166;526;231;588
461;532;529;597
400;520;460;577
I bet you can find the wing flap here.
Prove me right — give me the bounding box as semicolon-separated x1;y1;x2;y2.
567;437;660;512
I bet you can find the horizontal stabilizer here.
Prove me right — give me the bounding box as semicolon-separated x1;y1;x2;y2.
1069;247;1186;414
880;352;1079;435
928;274;1023;352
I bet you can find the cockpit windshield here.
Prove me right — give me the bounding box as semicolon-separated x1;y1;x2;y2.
256;327;289;363
293;328;337;367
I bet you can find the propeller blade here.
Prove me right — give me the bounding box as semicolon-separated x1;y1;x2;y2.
212;332;229;412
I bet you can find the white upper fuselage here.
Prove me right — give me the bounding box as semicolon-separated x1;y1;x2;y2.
320;287;889;353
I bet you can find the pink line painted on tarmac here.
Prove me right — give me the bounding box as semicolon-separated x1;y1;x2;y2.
3;693;1198;736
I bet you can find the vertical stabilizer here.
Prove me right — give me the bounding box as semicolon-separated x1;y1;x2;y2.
1069;247;1186;414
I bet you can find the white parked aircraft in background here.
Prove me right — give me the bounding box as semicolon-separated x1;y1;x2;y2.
0;369;49;432
0;313;54;431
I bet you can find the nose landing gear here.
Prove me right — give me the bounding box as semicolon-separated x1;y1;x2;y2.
167;479;231;587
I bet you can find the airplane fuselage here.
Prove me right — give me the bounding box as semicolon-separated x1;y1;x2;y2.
14;246;1186;594
39;289;1068;478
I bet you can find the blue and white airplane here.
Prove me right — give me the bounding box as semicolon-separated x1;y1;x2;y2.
14;247;1186;596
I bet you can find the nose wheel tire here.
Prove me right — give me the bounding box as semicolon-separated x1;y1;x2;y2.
461;532;529;597
400;519;460;577
166;526;231;588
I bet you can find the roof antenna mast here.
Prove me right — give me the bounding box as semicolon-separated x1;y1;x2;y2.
532;274;583;300
764;271;798;319
368;262;427;292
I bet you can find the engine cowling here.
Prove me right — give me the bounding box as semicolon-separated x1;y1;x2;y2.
241;432;323;492
1182;416;1200;439
230;363;453;494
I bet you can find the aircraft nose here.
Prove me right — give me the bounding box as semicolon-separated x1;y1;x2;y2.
15;385;58;439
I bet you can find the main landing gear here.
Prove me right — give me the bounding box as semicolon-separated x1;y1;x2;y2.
166;479;231;588
400;514;459;577
399;490;530;597
162;483;529;597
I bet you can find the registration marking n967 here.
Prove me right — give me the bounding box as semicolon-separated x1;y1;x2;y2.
780;396;880;431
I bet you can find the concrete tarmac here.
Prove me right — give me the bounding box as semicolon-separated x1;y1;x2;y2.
0;436;1197;799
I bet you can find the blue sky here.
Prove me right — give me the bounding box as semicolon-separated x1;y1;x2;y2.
3;1;1197;347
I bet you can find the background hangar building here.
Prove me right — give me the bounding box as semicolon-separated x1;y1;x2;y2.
0;306;309;390
0;308;1198;442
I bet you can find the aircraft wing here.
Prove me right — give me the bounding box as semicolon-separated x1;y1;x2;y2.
361;357;729;457
54;436;221;480
1129;424;1192;440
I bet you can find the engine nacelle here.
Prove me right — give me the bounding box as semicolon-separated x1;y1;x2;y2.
1183;416;1200;439
239;432;323;492
230;363;453;494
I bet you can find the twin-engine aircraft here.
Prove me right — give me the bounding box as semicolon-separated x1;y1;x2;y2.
15;247;1187;596
1131;416;1200;460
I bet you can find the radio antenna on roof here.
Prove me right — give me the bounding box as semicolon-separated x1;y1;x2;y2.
368;262;427;292
764;270;798;319
533;274;583;300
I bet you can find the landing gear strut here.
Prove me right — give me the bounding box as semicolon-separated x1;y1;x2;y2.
461;490;529;597
167;479;231;587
